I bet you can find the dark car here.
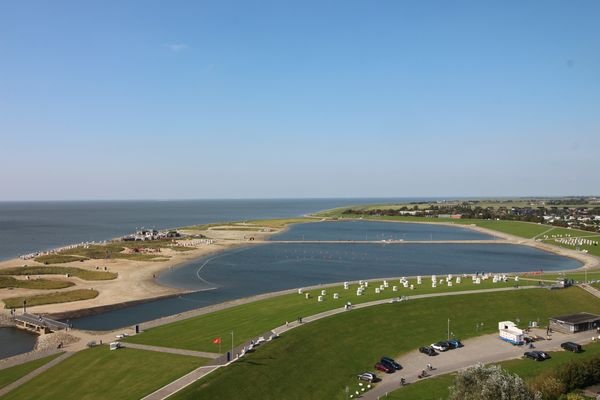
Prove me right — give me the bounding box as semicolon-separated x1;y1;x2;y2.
374;362;394;373
419;346;438;356
561;342;582;353
535;351;551;360
524;351;545;361
381;357;402;370
447;339;463;348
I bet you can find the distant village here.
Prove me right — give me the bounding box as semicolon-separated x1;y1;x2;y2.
121;228;182;241
342;197;600;233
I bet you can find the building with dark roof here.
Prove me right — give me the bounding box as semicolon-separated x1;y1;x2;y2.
549;312;600;334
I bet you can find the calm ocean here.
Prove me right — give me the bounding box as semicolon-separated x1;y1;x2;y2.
0;198;418;261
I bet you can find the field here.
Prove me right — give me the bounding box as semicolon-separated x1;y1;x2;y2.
127;277;524;352
3;289;99;309
169;287;600;400
386;341;600;399
32;239;196;264
0;276;73;290
1;346;207;400
0;266;117;281
0;354;62;390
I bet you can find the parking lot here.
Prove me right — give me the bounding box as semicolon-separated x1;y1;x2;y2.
363;328;598;399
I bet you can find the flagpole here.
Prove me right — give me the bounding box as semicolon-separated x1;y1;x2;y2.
231;331;234;358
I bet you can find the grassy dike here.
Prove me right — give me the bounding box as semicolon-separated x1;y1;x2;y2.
2;347;208;400
168;287;600;400
0;354;62;390
127;278;523;352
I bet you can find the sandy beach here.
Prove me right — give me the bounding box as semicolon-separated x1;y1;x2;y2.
0;225;279;316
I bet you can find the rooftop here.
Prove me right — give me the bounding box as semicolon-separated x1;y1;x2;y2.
550;312;600;325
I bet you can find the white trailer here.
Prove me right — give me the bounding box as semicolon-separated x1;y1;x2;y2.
498;321;524;345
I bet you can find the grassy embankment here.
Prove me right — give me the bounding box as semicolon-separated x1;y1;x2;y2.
127;276;524;352
33;239;197;264
0;276;73;290
386;342;600;399
3;289;99;309
0;266;117;281
167;287;600;400
1;346;207;400
0;353;62;390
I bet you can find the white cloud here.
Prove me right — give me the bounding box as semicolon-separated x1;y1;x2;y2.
166;43;189;52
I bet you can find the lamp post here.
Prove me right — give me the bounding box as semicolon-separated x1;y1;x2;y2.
231;331;234;359
447;318;450;340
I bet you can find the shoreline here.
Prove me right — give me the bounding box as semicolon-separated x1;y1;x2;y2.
1;217;598;321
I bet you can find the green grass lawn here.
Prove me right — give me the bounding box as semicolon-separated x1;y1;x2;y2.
127;277;523;352
3;289;99;309
1;346;208;400
166;287;600;400
34;254;88;264
0;353;62;390
0;276;73;290
0;266;117;281
386;341;600;399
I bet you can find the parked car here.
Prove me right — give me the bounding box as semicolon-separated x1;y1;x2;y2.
357;372;377;382
375;362;394;373
535;351;551;360
447;339;463;348
561;342;582;353
524;351;545;361
419;346;438;356
431;342;450;352
381;356;402;370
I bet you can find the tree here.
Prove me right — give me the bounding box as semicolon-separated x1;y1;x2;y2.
448;364;541;400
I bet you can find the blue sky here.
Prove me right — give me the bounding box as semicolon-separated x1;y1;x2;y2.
1;1;599;200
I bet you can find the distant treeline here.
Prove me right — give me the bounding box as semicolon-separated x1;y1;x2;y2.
342;204;600;232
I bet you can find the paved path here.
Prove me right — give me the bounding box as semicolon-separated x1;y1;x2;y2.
141;365;221;400
579;283;600;299
120;342;221;359
363;328;598;400
0;351;74;398
0;348;63;371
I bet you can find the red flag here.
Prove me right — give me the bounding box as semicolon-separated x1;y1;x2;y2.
212;337;221;345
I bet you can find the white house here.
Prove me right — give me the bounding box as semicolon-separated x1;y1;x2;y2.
498;321;524;345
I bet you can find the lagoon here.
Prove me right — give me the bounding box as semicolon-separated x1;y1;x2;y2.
71;221;580;330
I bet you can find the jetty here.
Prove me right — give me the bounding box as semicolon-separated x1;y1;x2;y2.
14;313;69;334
